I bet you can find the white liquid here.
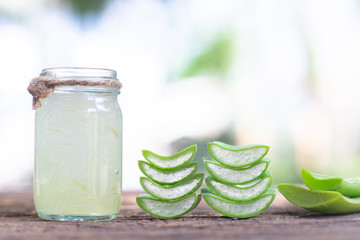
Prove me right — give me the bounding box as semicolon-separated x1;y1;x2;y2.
34;91;122;216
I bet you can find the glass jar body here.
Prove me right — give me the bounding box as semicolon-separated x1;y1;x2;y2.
33;68;122;222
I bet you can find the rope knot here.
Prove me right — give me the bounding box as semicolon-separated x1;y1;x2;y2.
27;76;122;110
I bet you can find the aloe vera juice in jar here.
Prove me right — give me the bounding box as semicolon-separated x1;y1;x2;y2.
33;68;122;221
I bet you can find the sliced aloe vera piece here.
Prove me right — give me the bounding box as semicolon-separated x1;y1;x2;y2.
301;169;360;198
207;142;269;168
278;184;360;214
202;188;276;218
136;193;201;219
140;173;204;201
142;145;197;170
204;158;270;184
205;171;272;201
138;161;197;185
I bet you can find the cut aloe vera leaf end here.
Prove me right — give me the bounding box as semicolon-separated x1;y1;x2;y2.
138;161;198;185
140;173;204;201
208;142;269;168
301;169;360;198
278;184;360;214
136;193;201;219
205;171;272;202
202;188;276;218
204;158;270;185
142;145;197;170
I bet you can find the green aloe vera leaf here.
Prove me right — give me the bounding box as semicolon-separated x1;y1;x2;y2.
204;157;270;184
207;141;269;168
138;161;198;185
140;173;204;201
277;184;360;214
191;192;203;211
202;188;276;218
301;169;360;198
136;193;201;219
205;171;272;201
142;145;197;170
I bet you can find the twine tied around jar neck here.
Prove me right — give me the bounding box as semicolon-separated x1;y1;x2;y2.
27;76;122;110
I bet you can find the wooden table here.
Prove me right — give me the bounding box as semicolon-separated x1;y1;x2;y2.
1;191;359;240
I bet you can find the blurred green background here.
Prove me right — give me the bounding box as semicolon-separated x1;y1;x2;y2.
1;0;360;190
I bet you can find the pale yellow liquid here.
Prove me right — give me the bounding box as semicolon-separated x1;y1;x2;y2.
34;91;122;217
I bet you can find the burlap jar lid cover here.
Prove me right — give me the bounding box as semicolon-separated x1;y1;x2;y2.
28;76;122;110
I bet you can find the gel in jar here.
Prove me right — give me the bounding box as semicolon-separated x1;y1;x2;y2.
33;67;122;222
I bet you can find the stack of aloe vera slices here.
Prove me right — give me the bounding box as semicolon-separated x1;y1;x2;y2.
202;141;276;218
136;145;204;219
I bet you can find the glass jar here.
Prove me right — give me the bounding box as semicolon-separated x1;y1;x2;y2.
33;67;122;221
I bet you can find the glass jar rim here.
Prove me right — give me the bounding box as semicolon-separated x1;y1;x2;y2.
40;67;119;81
39;67;121;94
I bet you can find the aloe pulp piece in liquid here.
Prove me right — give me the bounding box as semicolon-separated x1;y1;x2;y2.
202;188;276;218
205;171;272;201
278;184;360;214
136;193;201;219
301;169;360;198
138;161;197;185
204;158;270;185
140;173;204;201
142;145;197;170
207;141;269;168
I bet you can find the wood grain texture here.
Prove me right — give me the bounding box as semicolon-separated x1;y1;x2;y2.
1;191;360;240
